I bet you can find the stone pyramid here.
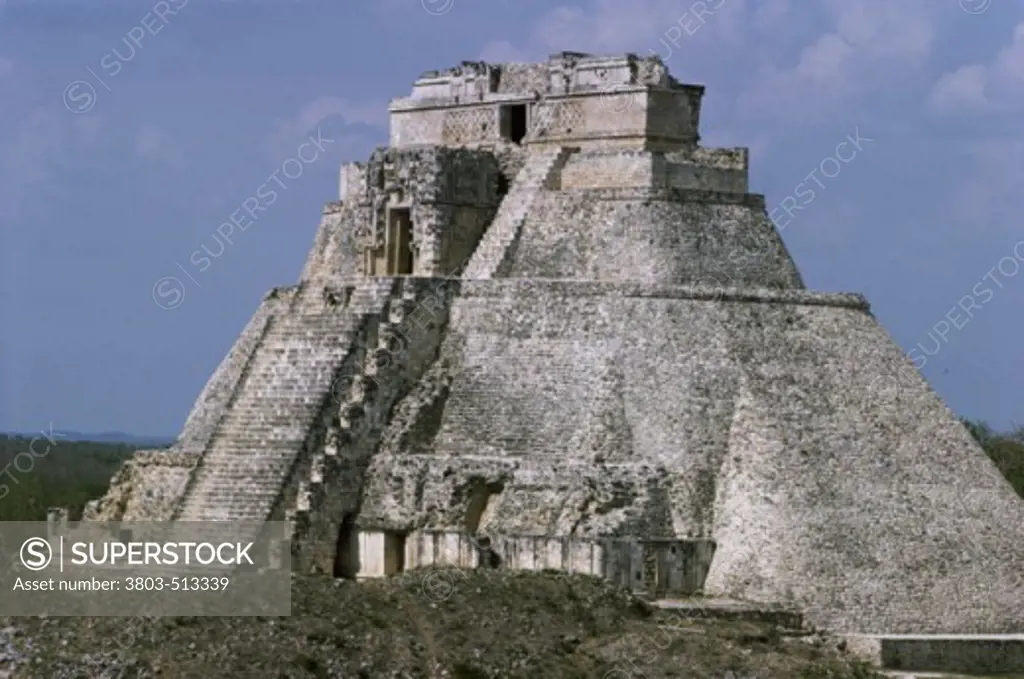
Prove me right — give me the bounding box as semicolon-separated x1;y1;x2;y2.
88;52;1024;635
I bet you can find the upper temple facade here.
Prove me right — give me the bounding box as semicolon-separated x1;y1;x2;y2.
83;53;1024;638
325;52;799;287
386;52;703;151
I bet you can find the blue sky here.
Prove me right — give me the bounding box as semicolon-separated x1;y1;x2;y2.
1;0;1022;436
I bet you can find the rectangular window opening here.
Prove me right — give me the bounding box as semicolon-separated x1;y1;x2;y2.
500;104;528;145
387;208;414;275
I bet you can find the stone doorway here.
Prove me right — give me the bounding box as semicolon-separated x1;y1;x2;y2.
500;104;528;145
332;514;359;578
465;480;504;568
388;208;414;275
383;531;407;575
366;207;415;276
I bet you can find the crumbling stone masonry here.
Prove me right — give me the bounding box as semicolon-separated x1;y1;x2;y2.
90;52;1024;635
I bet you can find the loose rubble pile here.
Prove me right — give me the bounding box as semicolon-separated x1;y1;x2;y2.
1;569;881;678
0;625;30;679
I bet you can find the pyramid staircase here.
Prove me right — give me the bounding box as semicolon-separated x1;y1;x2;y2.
288;277;425;536
173;278;395;522
462;147;575;279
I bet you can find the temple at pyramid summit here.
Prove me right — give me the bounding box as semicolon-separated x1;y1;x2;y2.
84;52;1024;636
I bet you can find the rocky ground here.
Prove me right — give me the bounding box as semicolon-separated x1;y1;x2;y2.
1;567;883;678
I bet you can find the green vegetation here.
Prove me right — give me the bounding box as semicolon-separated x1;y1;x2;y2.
0;434;142;521
962;419;1024;496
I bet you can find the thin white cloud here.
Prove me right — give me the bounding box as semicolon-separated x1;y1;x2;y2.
280;96;385;136
929;65;988;112
478;0;738;65
477;0;940;126
739;0;938;121
267;96;386;164
929;23;1024;114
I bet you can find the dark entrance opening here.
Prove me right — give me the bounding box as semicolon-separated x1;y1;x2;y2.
496;173;509;199
332;514;358;578
387;208;414;275
384;532;406;575
501;104;528;145
475;535;501;569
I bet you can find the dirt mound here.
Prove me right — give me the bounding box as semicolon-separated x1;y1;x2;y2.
2;568;880;678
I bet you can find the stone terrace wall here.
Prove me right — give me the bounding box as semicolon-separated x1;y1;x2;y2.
399;531;714;596
84;451;199;521
362;281;866;540
369;278;1024;634
298;202;363;284
360;452;692;540
559;149;748;192
505;188;803;287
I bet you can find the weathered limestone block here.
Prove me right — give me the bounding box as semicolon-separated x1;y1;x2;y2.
505;189;802;287
390;53;701;150
85;451;199;521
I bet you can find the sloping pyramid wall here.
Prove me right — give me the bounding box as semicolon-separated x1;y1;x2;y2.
507;188;803;288
360;279;1024;633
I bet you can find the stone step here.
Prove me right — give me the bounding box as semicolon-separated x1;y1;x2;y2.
186;472;291;486
187;489;281;501
843;634;1024;676
463;148;572;279
182;496;279;507
195;445;299;459
189;468;292;481
192;457;292;467
192;449;294;460
199;443;300;453
203;438;304;447
175;286;382;521
653;598;804;631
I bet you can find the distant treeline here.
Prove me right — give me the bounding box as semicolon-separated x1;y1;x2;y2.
962;419;1024;496
0;435;145;521
0;421;1021;522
